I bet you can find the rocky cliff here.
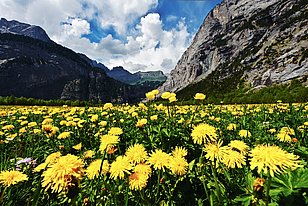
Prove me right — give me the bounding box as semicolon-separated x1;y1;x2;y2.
0;18;51;42
0;32;149;103
159;0;308;95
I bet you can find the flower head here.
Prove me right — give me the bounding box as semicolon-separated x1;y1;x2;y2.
99;135;119;153
41;154;84;193
227;123;237;131
222;149;246;168
125;144;148;164
191;123;218;144
57;132;71;139
228;140;249;155
172;146;187;158
194;93;206;100
249;144;301;177
86;159;109;179
161;92;171;99
168;156;188;176
146;91;155;100
136;119;147;128
133;163;152;177
239;130;251;138
148;149;170;171
109;156;132;180
108;127;123;136
204;140;227;163
129;172;148;190
0;170;28;187
83;150;95;159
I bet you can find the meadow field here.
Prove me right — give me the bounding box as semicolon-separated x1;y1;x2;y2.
0;91;307;206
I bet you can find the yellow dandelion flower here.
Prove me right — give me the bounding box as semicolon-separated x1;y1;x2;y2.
222;149;246;168
125;144;148;164
191;123;218;144
42;125;58;138
90;114;99;122
129;172;148;190
228;140;249;155
73;143;82;151
33;163;48;172
103;103;113;110
108;127;123;136
152;89;159;95
279;127;295;135
83;150;95;159
57;131;71;139
42;118;53;125
146;91;155;100
277;132;292;142
98;121;107;127
28;122;38;127
227;123;237;131
172;146;188;158
0;170;28;187
150;115;158;121
268;128;276;134
161;92;171;99
169;96;177;103
250;144;301;177
2;125;15;131
109;156;132;180
168;156;188;176
148;149;170;171
33;129;41;134
86;159;109;179
42;154;84;193
99;135;119;153
136;119;147;128
204;140;228;163
239;130;251;138
45;152;62;165
134;163;152;177
194;93;206;100
20;121;28;126
60;120;67;126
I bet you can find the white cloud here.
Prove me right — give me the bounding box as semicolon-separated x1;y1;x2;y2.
102;13;190;74
62;18;90;38
85;0;158;34
166;15;178;22
0;0;192;74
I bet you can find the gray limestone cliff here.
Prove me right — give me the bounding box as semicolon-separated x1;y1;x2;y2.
159;0;307;93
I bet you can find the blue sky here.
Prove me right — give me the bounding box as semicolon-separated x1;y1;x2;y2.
0;0;222;73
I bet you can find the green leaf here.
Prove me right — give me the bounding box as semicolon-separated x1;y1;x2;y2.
233;195;252;206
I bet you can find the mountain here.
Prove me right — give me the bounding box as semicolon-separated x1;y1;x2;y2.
159;0;308;98
0;19;151;103
107;67;167;88
0;18;51;42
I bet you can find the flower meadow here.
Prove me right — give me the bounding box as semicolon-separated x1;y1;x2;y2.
0;91;307;206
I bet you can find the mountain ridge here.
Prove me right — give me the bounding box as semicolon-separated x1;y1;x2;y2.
159;0;308;97
0;20;152;103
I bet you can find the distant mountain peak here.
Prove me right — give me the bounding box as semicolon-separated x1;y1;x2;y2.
0;18;51;42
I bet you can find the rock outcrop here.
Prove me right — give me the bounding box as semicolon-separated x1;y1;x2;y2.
159;0;308;94
0;18;51;42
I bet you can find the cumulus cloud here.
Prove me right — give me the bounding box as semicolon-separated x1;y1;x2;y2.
62;18;90;37
0;0;191;73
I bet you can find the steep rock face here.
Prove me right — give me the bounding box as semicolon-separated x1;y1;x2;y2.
0;18;51;42
159;0;308;93
0;33;148;102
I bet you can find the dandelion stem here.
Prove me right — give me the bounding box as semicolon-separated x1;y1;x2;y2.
265;175;272;206
155;170;161;204
210;161;222;204
0;186;7;204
